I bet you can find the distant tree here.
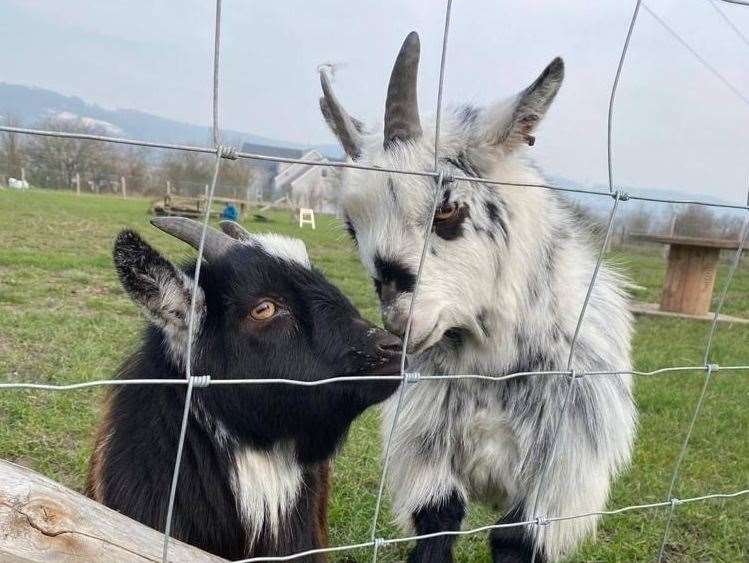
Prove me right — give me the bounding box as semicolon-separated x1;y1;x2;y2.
159;147;254;199
116;146;154;195
159;150;213;197
218;159;255;200
0;114;26;180
673;204;717;238
622;203;657;235
26;118;114;190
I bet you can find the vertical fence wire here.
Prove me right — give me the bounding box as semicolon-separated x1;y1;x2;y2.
529;194;624;563
607;0;642;193
0;0;747;560
656;189;749;561
160;149;225;562
368;174;443;563
161;375;197;562
369;2;453;559
212;0;223;146
161;3;226;557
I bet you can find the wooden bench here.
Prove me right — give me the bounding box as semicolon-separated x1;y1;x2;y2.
152;195;251;220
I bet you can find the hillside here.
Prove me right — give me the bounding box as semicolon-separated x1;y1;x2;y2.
0;82;342;157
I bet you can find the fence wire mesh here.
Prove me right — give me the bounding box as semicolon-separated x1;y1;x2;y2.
0;0;748;562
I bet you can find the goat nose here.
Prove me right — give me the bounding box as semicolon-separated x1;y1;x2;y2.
379;282;399;306
383;316;405;338
376;331;403;356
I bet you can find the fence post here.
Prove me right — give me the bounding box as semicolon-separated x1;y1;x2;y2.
21;167;26;183
166;180;171;196
75;173;81;196
121;177;127;199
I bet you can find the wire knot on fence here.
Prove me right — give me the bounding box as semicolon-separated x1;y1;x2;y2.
404;372;421;384
564;369;582;381
217;145;238;160
0;1;747;562
190;375;212;388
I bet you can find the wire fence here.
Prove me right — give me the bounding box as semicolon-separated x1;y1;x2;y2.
1;0;748;562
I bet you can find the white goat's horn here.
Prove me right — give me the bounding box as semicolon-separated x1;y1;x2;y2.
384;31;422;148
151;217;237;262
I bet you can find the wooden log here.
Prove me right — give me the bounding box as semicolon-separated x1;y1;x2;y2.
0;459;226;562
660;244;720;315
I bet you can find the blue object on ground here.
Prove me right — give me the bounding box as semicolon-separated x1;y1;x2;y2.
220;203;238;221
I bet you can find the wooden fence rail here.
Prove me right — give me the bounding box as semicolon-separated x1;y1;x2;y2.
0;459;226;562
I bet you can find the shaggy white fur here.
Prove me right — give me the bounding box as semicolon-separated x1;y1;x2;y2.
321;37;636;562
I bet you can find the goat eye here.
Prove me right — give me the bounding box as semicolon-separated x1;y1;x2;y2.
434;202;459;222
250;300;276;321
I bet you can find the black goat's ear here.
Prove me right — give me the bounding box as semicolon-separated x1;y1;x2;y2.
113;230;205;356
477;57;564;151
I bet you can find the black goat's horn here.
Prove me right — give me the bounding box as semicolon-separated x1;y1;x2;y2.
384;31;422;148
151;217;237;262
219;220;253;242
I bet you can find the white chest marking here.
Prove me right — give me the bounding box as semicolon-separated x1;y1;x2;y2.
232;443;303;549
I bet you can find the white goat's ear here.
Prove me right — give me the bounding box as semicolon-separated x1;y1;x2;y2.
478;57;564;150
113;230;205;342
319;71;365;159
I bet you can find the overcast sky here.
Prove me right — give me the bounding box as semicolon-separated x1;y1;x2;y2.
1;0;747;203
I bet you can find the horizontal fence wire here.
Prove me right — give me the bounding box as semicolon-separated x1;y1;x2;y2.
232;489;749;563
2;364;749;391
3;125;749;210
1;0;748;561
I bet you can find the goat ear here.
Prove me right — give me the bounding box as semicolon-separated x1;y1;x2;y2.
319;71;365;159
113;230;205;344
478;57;564;150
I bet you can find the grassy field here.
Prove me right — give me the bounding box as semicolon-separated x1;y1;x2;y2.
0;188;747;562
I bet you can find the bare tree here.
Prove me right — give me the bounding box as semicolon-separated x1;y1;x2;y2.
159;150;212;196
0;114;26;179
218;158;254;199
27;118;114;190
673;204;717;238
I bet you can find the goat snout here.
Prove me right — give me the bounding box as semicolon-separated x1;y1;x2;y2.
382;309;407;338
374;330;403;357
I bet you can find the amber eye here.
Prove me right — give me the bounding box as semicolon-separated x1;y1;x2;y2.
434;202;459;222
250;300;276;321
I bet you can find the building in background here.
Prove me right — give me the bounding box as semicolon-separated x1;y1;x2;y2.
241;142;341;213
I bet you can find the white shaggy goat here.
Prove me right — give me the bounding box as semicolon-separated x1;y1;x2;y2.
320;32;636;562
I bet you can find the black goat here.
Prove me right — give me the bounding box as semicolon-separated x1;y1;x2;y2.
86;218;401;561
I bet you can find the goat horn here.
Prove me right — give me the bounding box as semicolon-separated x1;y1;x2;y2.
151;217;237;262
319;70;362;159
384;31;422;148
219;220;253;242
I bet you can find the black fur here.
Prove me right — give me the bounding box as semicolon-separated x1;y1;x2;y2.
374;254;417;301
344;215;357;246
489;505;542;563
484;200;509;243
88;230;401;560
408;491;466;563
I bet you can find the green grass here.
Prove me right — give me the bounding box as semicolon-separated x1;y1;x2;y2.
1;188;747;562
